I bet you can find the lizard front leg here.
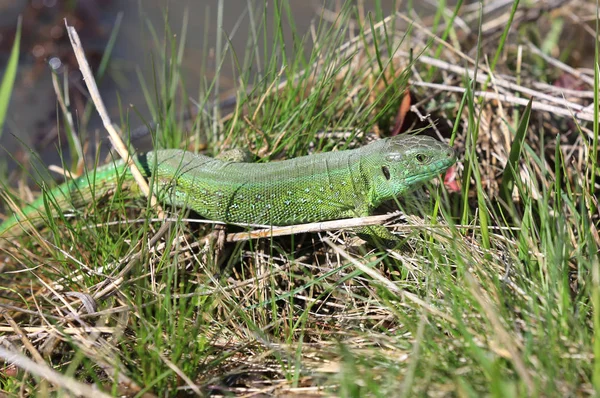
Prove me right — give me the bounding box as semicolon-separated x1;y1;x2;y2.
355;224;401;249
351;205;401;248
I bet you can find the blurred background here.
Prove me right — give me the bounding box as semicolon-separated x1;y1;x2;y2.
0;0;426;170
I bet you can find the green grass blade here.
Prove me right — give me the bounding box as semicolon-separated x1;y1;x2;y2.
499;97;533;199
0;17;21;140
426;0;463;81
460;4;489;251
591;12;599;206
81;12;123;132
490;0;519;72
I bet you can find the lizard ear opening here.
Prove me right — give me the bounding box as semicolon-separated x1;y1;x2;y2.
381;165;391;180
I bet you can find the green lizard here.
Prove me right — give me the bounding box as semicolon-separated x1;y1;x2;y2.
0;135;456;244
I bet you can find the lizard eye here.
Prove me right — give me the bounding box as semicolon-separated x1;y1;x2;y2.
415;153;429;163
381;166;391;180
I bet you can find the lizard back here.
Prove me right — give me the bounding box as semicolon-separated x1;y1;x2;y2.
138;143;383;225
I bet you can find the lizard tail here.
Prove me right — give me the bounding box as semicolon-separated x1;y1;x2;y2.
0;160;133;238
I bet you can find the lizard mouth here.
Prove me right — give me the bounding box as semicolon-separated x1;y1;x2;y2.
406;152;456;185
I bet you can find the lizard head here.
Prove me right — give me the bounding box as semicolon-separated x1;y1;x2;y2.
369;135;456;203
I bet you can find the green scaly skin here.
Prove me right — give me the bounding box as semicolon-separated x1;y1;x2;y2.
0;135;456;244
